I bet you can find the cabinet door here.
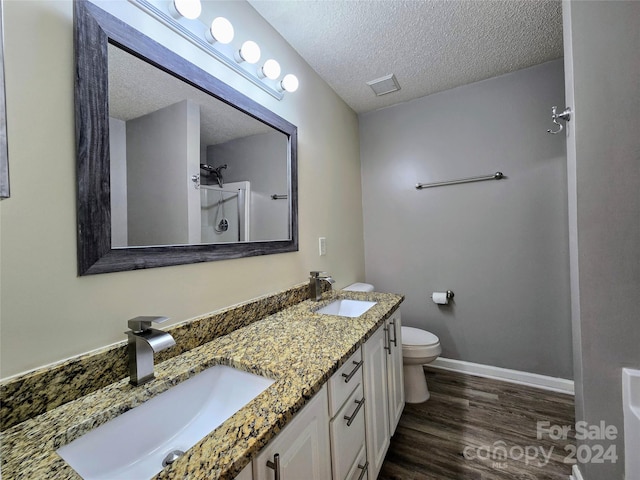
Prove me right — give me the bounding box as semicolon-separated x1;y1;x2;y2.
363;324;390;479
386;314;405;435
254;385;331;480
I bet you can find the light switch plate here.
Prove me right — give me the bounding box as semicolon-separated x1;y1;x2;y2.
319;237;326;256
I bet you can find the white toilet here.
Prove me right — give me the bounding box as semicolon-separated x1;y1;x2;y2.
401;326;441;403
343;282;442;404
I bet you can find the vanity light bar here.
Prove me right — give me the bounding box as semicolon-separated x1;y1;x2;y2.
128;0;298;100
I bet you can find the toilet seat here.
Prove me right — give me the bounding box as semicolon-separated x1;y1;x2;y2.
403;343;442;358
401;326;442;360
402;326;439;346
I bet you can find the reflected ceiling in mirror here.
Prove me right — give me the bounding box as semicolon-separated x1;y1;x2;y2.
75;0;297;275
107;45;290;248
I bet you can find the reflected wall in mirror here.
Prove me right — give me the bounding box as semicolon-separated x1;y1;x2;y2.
75;0;297;275
108;45;289;247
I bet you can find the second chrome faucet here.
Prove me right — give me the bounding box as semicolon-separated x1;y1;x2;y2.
309;271;335;301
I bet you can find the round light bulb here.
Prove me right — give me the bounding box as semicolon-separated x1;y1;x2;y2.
259;59;281;80
171;0;201;20
236;40;261;64
206;17;234;44
280;74;299;93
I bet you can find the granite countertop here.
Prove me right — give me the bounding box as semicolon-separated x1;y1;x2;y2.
1;290;403;480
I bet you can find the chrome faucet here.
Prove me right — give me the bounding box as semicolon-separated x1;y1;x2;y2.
309;271;335;301
125;316;176;386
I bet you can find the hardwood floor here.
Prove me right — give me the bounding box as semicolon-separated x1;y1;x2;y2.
379;367;575;480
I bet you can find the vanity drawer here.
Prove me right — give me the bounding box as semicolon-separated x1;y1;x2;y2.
345;444;368;480
329;347;363;416
330;384;366;480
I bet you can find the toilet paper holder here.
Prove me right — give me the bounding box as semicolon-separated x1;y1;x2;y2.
432;290;455;305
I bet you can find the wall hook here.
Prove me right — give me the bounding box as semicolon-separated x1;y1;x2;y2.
547;106;572;134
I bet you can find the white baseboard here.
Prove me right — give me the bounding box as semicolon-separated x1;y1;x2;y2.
428;357;575;395
569;464;584;480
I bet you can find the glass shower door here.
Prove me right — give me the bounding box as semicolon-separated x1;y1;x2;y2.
200;182;249;243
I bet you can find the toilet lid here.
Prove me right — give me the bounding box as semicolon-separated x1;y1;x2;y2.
402;326;439;346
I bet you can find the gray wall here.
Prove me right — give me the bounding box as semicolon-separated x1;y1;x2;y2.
564;1;640;478
126;100;200;246
360;59;572;379
207;132;289;241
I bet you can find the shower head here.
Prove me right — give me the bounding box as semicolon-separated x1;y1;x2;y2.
200;164;227;187
200;164;227;173
199;164;226;187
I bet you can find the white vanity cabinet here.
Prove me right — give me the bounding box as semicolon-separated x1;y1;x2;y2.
253;384;331;480
244;314;404;480
328;348;368;480
363;313;405;479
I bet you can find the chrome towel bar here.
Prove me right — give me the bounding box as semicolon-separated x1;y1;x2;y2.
416;171;504;190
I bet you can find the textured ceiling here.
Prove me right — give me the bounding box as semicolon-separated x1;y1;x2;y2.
248;0;563;114
108;45;272;145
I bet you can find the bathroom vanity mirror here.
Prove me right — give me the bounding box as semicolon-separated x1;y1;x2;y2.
75;0;297;275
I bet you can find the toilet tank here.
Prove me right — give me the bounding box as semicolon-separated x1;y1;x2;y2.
343;282;374;292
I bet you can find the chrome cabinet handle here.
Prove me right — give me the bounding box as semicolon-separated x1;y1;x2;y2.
342;360;363;383
266;453;280;480
344;398;365;426
389;318;397;347
357;461;369;480
383;326;391;353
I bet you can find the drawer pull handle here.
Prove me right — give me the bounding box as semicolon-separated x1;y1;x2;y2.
344;397;365;426
357;460;369;480
389;319;397;347
383;327;391;353
266;453;280;480
342;360;363;383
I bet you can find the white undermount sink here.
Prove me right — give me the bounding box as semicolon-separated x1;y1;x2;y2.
316;299;377;318
57;365;274;480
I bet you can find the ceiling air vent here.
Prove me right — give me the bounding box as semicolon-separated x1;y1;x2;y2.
366;74;401;96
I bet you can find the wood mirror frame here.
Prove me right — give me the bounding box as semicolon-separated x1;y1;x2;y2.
75;0;298;275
